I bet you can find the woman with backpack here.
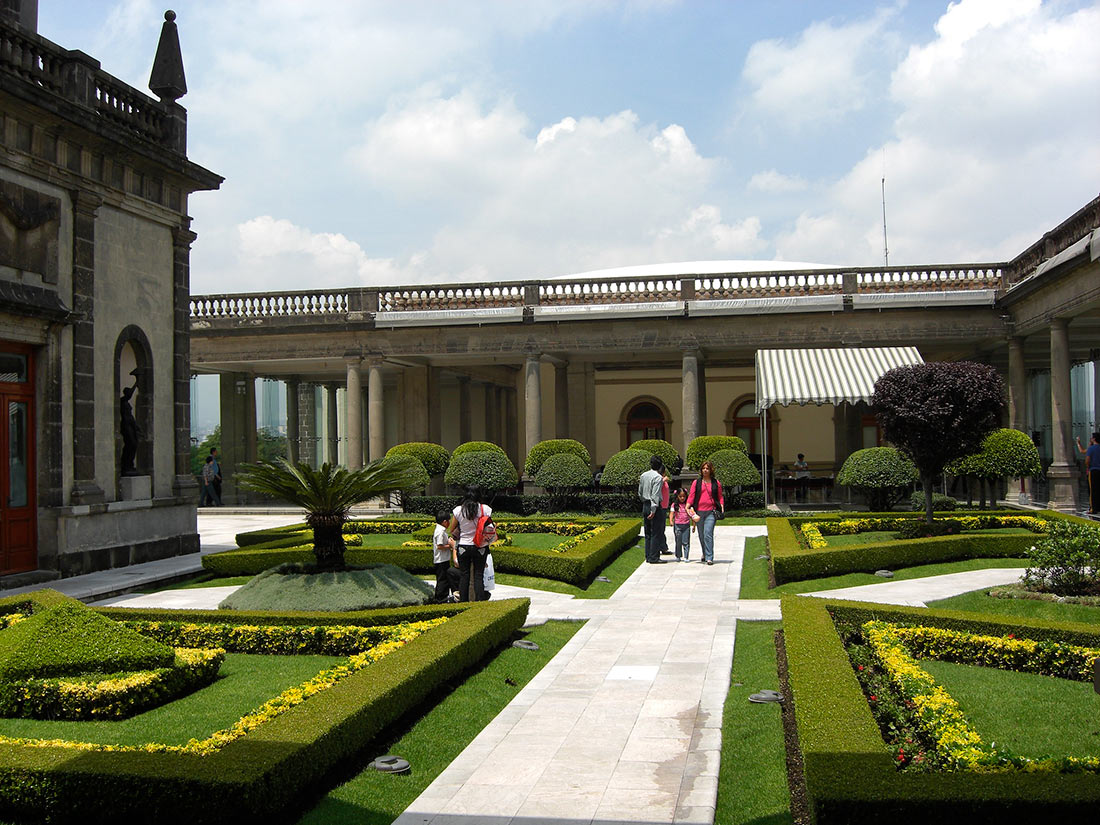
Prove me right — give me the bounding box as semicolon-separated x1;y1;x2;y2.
687;459;724;565
449;485;494;602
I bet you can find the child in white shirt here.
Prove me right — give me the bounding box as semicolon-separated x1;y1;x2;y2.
432;508;458;602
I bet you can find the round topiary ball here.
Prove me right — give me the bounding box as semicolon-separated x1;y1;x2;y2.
837;447;918;511
627;439;680;472
600;448;654;488
709;448;761;489
378;453;430;494
534;452;592;491
384;442;450;477
451;441;509;460
524;438;591;476
686;435;748;470
444;449;518;492
946;428;1041;480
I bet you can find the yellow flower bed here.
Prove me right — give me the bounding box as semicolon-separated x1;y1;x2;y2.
863;620;1100;773
0;617;446;755
803;515;1047;545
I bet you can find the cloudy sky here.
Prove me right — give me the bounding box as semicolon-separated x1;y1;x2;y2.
42;0;1100;294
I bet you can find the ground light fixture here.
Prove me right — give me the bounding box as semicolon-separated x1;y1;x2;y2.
512;640;540;651
595;575;612;583
749;689;784;704
369;755;411;774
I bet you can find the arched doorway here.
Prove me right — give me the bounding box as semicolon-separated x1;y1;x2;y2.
619;397;672;449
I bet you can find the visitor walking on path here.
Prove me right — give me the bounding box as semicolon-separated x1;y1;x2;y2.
200;455;221;506
1077;433;1100;514
449;486;492;602
669;487;693;561
687;459;724;565
637;454;666;564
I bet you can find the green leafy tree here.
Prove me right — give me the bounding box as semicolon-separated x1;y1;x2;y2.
523;438;591;476
256;427;287;463
872;362;1005;522
1023;520;1100;596
444;450;518;492
385;442;450;477
837;447;919;512
627;439;680;473
534;453;592;511
708;448;761;490
946;428;1042;508
685;435;747;470
235;458;421;569
600;448;653;488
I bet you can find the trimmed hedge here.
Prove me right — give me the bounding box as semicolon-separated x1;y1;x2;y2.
0;589;528;825
626;439;680;471
534;453;592;492
207;517;643;585
685;435;747;469
783;595;1100;822
384;442;450;476
768;513;1048;583
405;492;640;516
443;449;518;492
523;438;591;476
600;448;652;488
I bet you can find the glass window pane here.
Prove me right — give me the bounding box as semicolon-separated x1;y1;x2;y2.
8;401;27;507
0;354;27;383
862;425;879;449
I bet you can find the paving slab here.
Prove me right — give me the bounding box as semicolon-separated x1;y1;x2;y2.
806;567;1027;606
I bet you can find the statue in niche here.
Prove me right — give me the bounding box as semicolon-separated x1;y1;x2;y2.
120;370;142;476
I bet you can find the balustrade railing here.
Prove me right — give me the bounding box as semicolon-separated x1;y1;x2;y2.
539;279;680;304
0;25;62;93
854;265;1002;292
94;75;166;145
190;290;350;319
695;271;844;299
378;285;525;312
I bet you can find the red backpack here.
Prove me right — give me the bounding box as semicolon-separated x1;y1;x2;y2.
473;504;498;547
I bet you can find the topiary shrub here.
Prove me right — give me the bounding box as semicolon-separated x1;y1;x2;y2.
1023;519;1100;596
909;491;957;512
534;453;594;512
709;448;761;489
379;454;431;511
600;448;653;488
523;438;591;476
451;440;508;460
686;435;747;470
946;428;1042;508
385;442;450;477
836;447;918;511
444;449;518;492
895;519;961;539
627;439;680;472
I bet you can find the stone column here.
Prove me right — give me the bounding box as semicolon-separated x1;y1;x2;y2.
484;383;498;445
285;377;300;464
368;359;385;461
505;386;520;470
524;354;542;457
458;376;472;443
1047;318;1078;510
325;383;339;466
555;362;569;439
1093;355;1100;435
70;189;104;504
404;366;429;442
1008;337;1027;431
345;360;362;469
219;372;254;503
681;350;700;455
298;382;317;468
697;359;708;436
245;376;258;465
428;367;442;446
567;362;596;466
171;223;199;497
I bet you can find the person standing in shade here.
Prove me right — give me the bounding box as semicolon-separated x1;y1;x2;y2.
637;454;666;564
1077;433;1100;515
208;447;223;504
200;455;221;506
687;459;724;565
449;486;492;601
793;453;810;502
432;508;458;603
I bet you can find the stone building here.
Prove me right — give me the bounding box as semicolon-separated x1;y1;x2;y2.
0;4;221;579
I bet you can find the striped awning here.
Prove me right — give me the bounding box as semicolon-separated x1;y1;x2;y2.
755;346;924;411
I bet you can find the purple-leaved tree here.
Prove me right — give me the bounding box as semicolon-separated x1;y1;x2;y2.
872;361;1006;523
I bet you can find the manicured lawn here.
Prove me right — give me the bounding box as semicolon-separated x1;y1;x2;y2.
926;587;1100;623
738;538;1023;600
715;620;792;825
496;539;645;598
718;516;769;526
0;653;343;747
296;620;583;825
822;527;1032;546
921;659;1100;759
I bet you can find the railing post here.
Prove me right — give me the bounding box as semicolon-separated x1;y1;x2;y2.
842;271;858;294
523;284;540;306
60;49;99;108
680;278;696;301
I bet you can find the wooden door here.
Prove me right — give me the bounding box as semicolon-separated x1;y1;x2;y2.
0;345;36;575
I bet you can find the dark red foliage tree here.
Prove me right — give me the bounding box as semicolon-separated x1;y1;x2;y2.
872;361;1005;523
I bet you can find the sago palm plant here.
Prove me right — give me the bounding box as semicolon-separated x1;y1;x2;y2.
235;458;420;569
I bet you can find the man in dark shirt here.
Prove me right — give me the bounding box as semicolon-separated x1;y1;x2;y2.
1076;433;1100;514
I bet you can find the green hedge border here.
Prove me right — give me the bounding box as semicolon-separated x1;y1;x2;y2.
766;510;1082;583
783;595;1100;822
0;589;528;825
211;517;642;585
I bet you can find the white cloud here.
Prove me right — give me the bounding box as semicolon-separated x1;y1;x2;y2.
741;7;899;127
655;206;765;257
773;0;1100;265
748;170;809;194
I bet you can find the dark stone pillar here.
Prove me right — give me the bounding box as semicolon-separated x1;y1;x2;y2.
428;367;442;446
458;375;472;443
70;189;104;504
285;377;300;464
1047;318;1078;510
171;223;199;498
555;362;569;439
567;361;596;468
298;382;317;468
325;383;339;466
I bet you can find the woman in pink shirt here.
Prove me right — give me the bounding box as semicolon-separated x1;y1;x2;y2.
687;460;724;565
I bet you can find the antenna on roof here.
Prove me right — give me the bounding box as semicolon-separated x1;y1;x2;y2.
881;148;889;267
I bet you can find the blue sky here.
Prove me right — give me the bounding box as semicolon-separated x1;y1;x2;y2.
39;0;1100;293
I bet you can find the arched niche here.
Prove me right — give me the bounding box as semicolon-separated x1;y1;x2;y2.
618;395;674;450
114;326;153;481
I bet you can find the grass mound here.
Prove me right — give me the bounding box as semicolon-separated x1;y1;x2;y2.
0;601;174;680
218;563;436;612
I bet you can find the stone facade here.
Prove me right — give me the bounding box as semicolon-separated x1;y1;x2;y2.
0;9;221;580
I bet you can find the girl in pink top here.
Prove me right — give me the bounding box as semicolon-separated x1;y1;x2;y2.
669;487;693;561
687;460;724;564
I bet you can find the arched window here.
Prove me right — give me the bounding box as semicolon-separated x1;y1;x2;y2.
724;395;776;456
618;396;672;449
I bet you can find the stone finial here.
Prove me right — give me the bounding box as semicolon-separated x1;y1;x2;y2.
149;9;187;103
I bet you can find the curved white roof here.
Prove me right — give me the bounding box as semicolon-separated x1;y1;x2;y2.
551;260;837;280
